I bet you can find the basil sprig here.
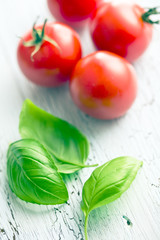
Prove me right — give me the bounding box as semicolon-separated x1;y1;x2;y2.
81;156;143;240
7;139;68;205
7;99;143;239
19;99;97;174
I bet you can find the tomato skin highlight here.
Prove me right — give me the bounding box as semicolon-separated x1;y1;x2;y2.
70;51;137;120
90;2;153;62
17;22;82;87
47;0;102;23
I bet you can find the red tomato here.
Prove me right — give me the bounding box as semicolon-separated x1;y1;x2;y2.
17;21;82;87
70;51;137;119
47;0;102;23
90;2;153;62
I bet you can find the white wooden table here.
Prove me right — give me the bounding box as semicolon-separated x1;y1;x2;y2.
0;0;160;239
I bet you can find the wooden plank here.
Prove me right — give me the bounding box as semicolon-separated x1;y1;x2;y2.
0;0;160;239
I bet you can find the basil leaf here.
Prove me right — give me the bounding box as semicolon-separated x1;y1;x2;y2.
19;99;94;174
81;156;143;240
7;139;68;205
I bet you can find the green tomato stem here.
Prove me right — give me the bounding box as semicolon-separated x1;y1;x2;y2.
84;214;89;240
142;7;160;24
22;19;61;61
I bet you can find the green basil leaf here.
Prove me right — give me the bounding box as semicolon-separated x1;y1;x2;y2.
7;139;68;205
19;99;94;174
81;156;143;240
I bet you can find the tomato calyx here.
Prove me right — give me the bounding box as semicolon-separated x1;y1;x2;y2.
142;7;160;24
22;19;61;61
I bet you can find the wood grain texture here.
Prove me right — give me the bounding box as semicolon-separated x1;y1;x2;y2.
0;0;160;239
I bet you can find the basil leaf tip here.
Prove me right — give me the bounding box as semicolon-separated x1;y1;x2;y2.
19;99;91;174
81;156;143;240
7;139;68;205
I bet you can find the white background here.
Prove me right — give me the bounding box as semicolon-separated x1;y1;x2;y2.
0;0;160;239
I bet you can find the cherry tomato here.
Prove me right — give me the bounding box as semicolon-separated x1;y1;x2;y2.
17;20;82;87
70;51;137;119
90;2;153;62
47;0;102;24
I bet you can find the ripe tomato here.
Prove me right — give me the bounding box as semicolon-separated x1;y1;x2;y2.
90;2;153;62
17;20;82;87
70;51;137;119
47;0;102;23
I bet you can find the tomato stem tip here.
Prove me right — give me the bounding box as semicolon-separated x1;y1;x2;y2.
22;18;61;61
142;7;160;24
